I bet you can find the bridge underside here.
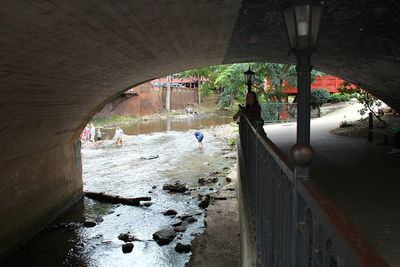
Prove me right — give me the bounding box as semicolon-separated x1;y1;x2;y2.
1;0;399;257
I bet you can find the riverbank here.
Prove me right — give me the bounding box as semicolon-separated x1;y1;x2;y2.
90;105;229;128
187;165;239;267
1;117;239;267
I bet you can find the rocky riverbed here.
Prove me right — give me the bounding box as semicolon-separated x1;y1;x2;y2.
1;121;238;267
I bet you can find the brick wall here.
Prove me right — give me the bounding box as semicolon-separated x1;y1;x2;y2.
96;82;198;117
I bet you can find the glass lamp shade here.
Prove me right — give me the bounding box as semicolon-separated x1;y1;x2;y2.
244;67;255;85
284;2;322;51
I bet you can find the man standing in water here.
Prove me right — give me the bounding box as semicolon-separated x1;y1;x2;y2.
96;128;102;141
114;127;124;147
194;130;204;149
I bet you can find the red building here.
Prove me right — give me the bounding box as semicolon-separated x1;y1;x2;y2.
282;75;350;95
280;75;347;95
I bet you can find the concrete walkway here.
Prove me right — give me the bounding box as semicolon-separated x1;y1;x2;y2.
264;103;400;266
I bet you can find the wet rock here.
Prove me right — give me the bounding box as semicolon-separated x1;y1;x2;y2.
140;155;159;160
118;233;137;242
153;229;177;246
198;195;211;209
184;217;198;224
211;177;219;183
224;152;237;159
83;220;97;228
162;209;178;216
198;178;207;185
198;177;218;185
173;225;187;232
172;220;182;227
163;181;188;193
141;202;152;207
179;212;202;221
122;243;134;253
175;243;192;253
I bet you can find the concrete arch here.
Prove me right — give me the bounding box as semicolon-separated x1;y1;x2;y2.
1;0;399;257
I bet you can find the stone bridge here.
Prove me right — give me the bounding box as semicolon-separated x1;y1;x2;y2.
1;0;399;261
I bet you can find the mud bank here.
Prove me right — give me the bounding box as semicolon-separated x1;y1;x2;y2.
187;166;240;267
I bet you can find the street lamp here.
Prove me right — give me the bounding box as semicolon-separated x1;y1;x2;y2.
244;66;255;92
283;1;323;54
283;0;323;147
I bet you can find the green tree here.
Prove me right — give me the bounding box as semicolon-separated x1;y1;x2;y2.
338;81;386;125
310;89;331;109
175;62;324;109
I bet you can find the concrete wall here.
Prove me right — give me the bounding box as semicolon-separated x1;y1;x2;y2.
96;82;198;116
0;142;82;257
237;138;258;267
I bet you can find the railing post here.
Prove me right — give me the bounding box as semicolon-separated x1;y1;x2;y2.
290;145;315;266
368;112;373;142
292;51;314;266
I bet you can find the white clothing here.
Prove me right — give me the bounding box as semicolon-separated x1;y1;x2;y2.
90;126;96;141
115;128;124;139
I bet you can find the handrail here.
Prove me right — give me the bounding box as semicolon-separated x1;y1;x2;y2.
298;178;390;267
242;115;295;179
239;114;390;267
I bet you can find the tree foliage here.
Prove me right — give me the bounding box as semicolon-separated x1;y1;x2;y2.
310;89;331;109
338;81;386;124
175;62;324;109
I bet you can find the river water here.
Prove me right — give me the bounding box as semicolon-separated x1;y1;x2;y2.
1;114;235;267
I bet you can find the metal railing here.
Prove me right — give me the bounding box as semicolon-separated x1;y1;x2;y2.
238;115;389;267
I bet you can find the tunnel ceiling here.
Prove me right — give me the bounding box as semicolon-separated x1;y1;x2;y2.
1;0;399;161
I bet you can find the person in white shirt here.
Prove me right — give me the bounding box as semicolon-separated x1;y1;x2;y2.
114;127;124;147
90;124;96;142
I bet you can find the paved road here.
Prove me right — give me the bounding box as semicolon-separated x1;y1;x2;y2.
264;103;400;266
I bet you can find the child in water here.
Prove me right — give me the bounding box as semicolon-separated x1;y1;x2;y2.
194;131;204;149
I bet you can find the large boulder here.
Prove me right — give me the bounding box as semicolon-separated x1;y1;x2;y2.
152;229;177;246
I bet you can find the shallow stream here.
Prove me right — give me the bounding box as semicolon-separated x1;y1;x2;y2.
1;114;235;267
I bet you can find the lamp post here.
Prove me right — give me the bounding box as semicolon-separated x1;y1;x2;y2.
284;1;323;147
244;66;255;92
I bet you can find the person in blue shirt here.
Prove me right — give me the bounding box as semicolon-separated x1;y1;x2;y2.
194;130;204;149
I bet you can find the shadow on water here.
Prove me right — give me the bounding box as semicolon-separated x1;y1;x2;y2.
1;113;236;267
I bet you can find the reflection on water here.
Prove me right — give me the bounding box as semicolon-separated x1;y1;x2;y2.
101;113;233;139
1;114;235;267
